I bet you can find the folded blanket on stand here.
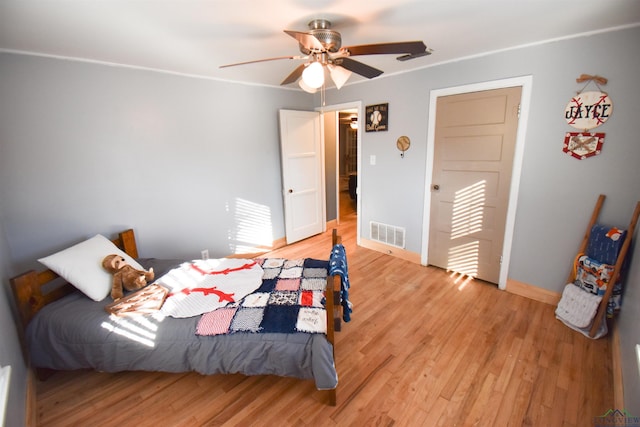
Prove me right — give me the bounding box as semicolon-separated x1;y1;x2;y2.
574;255;622;316
555;283;607;339
556;283;602;328
586;225;627;265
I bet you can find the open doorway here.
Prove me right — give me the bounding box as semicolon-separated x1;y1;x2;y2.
318;101;362;244
338;110;358;221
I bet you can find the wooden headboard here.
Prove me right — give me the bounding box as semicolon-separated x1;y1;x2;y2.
10;229;139;328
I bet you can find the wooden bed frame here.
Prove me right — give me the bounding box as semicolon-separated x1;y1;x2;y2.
10;228;343;405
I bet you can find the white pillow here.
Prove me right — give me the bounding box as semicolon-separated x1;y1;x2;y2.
38;234;144;301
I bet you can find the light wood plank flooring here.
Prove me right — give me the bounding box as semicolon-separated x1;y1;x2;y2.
35;207;613;426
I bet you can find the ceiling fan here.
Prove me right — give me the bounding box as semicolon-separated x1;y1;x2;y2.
220;19;432;92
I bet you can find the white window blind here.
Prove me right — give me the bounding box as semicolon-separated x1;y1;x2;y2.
0;365;10;427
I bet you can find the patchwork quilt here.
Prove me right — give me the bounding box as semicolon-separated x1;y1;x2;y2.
196;258;330;336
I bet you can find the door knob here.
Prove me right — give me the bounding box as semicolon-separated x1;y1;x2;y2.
432;184;440;190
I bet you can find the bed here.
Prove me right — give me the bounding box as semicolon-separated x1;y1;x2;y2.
10;228;348;405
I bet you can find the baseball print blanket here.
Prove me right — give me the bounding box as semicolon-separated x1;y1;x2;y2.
158;258;264;318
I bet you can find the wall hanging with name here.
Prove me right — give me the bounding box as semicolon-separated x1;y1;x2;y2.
365;103;388;132
562;74;612;160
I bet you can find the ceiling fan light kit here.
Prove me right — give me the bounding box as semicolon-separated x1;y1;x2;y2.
302;61;325;88
327;63;351;89
220;18;431;90
298;79;318;94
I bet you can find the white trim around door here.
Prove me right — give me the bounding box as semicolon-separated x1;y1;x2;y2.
420;76;533;290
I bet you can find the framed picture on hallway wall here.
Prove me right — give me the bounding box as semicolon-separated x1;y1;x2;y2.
365;103;388;132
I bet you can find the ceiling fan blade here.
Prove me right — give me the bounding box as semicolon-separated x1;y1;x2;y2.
327;64;352;90
342;41;427;56
334;57;383;79
397;50;433;61
284;30;324;51
281;63;307;85
220;55;303;68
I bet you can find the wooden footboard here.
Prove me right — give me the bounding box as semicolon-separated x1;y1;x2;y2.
10;229;138;328
325;228;343;406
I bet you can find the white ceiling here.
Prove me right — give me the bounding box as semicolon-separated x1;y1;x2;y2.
1;1;639;89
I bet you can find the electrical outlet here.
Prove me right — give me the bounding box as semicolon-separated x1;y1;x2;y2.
201;249;209;260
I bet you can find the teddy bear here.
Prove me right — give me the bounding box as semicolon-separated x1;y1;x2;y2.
102;254;155;300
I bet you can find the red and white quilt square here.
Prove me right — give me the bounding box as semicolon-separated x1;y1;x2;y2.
299;290;324;307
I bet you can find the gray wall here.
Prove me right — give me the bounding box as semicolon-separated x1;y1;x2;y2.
326;26;640;413
0;207;27;427
0;54;314;270
1;26;639;421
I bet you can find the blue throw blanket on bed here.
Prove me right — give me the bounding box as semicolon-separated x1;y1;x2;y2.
330;243;352;322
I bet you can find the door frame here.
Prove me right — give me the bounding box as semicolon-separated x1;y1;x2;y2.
316;101;363;246
420;76;533;290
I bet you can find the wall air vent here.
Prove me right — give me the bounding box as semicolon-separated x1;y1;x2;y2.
370;221;406;249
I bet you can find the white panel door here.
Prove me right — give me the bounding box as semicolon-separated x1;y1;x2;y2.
429;87;521;283
279;109;325;244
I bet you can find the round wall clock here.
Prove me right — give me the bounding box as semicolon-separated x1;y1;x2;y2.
564;91;613;130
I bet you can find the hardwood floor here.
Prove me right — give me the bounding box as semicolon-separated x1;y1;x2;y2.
35;206;613;426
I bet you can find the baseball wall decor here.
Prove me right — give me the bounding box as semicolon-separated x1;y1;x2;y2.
562;74;612;160
396;136;410;158
564;91;612;130
563;132;605;160
365;103;388;132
